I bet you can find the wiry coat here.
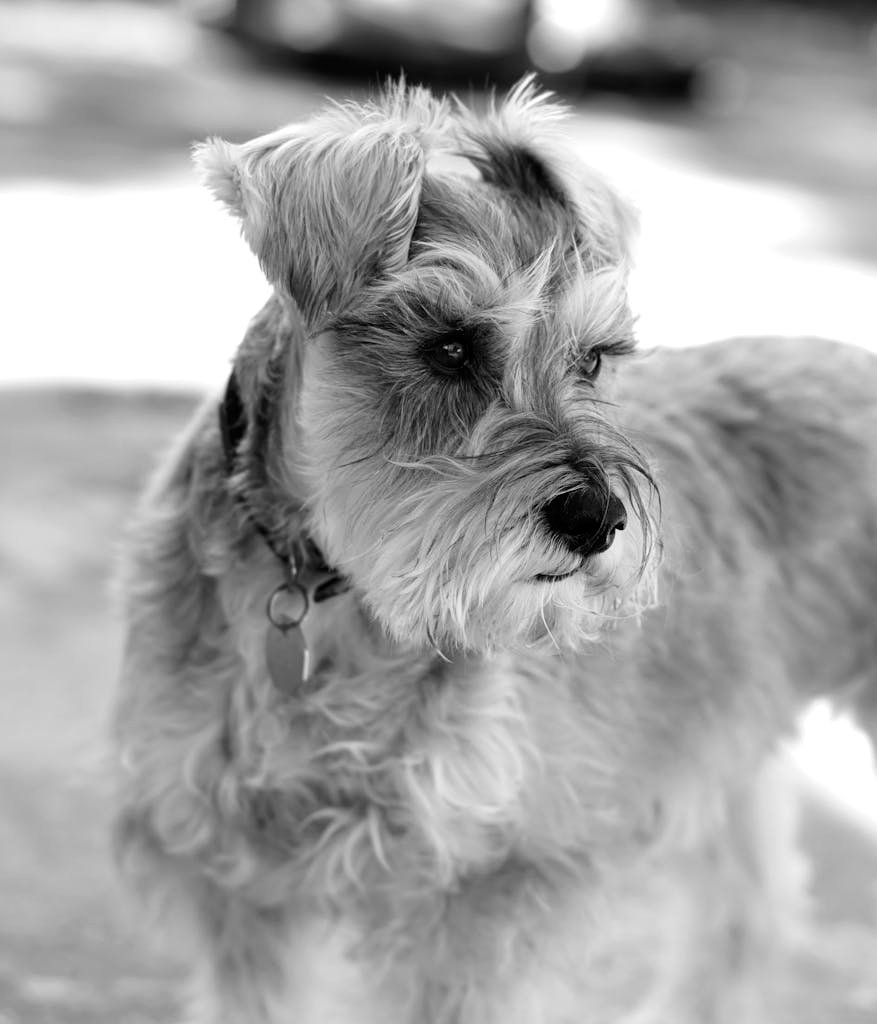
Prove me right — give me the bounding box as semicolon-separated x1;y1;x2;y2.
114;81;877;1024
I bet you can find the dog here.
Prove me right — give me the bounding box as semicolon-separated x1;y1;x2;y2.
113;78;877;1024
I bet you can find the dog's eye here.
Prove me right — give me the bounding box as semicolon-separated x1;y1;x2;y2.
427;329;473;373
578;348;602;380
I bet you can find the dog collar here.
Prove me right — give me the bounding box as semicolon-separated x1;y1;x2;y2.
219;370;351;691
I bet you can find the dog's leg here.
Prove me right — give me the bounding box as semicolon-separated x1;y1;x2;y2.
180;894;291;1024
395;845;785;1024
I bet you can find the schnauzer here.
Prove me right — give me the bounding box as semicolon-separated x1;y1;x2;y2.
114;79;877;1024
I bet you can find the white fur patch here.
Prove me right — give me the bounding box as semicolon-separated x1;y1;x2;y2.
279;917;393;1024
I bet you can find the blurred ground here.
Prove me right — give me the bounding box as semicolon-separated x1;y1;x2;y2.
1;0;876;1020
0;391;191;1023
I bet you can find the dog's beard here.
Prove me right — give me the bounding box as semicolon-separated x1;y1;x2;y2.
313;473;656;651
294;362;659;652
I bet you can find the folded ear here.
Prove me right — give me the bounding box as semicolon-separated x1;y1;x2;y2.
194;84;449;326
458;76;637;268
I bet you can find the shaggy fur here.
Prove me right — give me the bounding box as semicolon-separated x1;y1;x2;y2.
114;79;877;1024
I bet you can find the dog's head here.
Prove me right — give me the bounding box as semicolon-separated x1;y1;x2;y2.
196;79;659;651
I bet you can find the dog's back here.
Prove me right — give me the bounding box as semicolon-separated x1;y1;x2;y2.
621;337;877;727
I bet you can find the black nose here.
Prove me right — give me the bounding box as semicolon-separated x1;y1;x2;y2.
542;488;627;557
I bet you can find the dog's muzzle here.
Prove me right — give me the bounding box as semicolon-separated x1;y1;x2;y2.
542;488;627;559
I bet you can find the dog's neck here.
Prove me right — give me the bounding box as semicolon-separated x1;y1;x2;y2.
218;369;350;599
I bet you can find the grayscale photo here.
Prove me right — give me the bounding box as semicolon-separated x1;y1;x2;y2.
1;1;876;1021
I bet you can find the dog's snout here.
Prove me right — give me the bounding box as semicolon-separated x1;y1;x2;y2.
543;488;627;557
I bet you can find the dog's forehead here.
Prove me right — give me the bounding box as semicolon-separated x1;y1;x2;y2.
397;170;611;348
412;171;575;270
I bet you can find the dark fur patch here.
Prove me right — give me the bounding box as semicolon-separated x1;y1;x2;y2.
468;143;570;209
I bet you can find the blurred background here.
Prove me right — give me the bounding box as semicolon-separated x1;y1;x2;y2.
1;0;876;1020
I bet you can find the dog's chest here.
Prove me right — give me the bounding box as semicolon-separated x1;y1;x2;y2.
252;639;650;895
250;646;560;883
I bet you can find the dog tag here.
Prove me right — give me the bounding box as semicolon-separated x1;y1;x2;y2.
266;623;310;694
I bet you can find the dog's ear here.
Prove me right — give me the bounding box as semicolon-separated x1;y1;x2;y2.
193;84;449;325
460;76;637;267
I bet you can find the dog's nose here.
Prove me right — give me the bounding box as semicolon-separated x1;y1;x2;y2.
543;488;627;557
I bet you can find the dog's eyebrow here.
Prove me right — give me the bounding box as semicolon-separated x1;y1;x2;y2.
334;292;498;346
552;260;637;361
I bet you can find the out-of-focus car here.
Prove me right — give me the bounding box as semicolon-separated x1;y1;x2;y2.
184;0;711;99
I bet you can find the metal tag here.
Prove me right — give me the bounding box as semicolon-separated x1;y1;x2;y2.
265;623;311;694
